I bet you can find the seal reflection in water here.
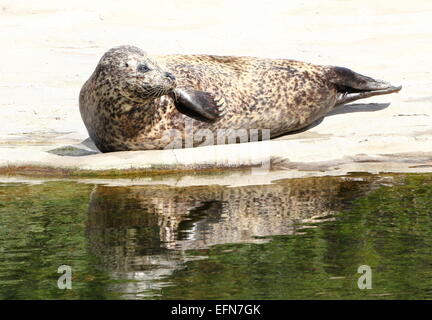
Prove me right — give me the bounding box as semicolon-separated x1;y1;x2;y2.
85;176;385;295
79;45;401;152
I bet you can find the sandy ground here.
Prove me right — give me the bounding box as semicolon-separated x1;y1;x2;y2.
0;0;431;180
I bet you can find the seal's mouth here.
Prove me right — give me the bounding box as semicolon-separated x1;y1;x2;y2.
121;71;177;102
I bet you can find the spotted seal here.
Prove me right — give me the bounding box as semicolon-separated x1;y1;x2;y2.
79;45;401;152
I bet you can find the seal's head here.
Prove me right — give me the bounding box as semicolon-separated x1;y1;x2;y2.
95;45;176;103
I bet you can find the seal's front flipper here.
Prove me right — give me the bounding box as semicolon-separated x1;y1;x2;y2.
170;89;220;122
328;66;402;106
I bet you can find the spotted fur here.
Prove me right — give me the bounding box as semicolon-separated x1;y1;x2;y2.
79;45;400;152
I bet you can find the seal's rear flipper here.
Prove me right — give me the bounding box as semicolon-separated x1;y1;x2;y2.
170;89;220;122
328;66;402;106
336;86;402;106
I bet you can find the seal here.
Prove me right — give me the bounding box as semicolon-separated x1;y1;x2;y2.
79;45;401;152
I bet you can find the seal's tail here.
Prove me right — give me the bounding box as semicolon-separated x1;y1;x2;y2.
328;66;402;106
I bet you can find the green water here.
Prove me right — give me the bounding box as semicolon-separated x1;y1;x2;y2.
0;173;432;299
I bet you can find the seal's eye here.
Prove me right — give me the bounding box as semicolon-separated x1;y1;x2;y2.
137;64;150;73
124;62;129;67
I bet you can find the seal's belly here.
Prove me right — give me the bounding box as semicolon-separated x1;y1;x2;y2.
193;76;337;137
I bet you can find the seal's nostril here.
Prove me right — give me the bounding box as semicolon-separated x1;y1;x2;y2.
165;72;176;81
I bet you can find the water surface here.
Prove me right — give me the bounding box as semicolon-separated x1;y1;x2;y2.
0;173;431;299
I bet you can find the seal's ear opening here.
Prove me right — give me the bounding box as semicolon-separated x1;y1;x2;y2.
170;89;220;123
164;72;176;81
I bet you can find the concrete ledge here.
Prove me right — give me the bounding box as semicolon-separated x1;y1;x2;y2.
0;0;431;179
1;136;431;179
